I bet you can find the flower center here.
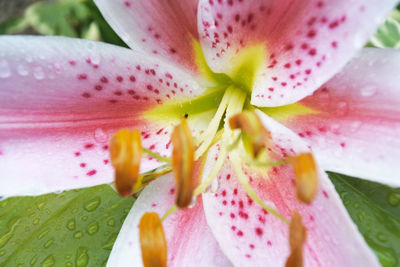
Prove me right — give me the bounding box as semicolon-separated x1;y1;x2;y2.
112;42;319;214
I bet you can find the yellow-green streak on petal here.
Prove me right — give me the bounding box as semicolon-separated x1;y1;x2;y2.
193;40;231;85
144;87;225;123
259;103;319;122
230;44;267;93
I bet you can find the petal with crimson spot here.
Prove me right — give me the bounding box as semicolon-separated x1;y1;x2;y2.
0;36;203;197
107;173;232;267
197;0;397;107
279;48;400;187
94;0;201;74
201;112;380;266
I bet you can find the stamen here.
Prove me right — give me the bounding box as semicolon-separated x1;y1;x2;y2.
109;129;142;197
139;212;167;267
285;212;307;267
194;86;231;159
193;87;247;196
171;118;195;208
230;151;288;224
229;110;271;157
142;148;171;164
134;165;173;194
288;153;318;204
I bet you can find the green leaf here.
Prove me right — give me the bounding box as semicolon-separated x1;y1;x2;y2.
369;9;400;48
0;184;134;266
0;17;29;35
83;0;128;47
328;172;400;267
25;0;91;37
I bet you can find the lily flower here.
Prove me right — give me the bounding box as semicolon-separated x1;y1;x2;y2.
0;0;399;266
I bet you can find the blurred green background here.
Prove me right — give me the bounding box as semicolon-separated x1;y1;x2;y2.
0;0;127;47
1;0;400;49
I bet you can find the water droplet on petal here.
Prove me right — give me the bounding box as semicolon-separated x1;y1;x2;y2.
90;54;101;65
360;85;377;97
33;66;45;80
94;128;108;143
210;178;220;193
25;56;33;63
0;60;11;78
335;101;349;117
350;121;362;133
318;90;331;106
187;196;197;208
54;63;62;74
17;64;29;76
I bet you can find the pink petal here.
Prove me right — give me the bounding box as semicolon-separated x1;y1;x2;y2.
107;173;232;267
281;48;400;187
201;112;379;266
0;36;203;197
197;0;397;106
94;0;201;74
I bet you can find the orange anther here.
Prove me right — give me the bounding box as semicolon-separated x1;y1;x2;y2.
171;118;195;208
285;212;307;267
288;153;318;204
109;129;142;197
139;212;167;267
229;111;270;157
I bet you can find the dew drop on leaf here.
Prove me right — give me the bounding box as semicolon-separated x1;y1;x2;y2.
83;197;101;212
66;219;76;231
38;229;50;240
73;231;83;239
30;254;38;265
75;247;89;267
43;239;54;249
40;255;55;267
388;192;400;207
86;222;99;235
377;232;388;242
36;200;47;211
107;219;115;227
